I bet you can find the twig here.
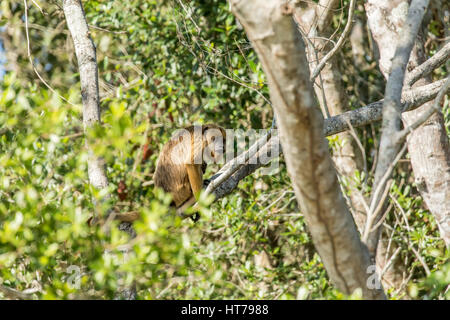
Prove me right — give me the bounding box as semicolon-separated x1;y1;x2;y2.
344;118;368;185
369;200;393;234
310;0;356;81
363;144;408;242
60;132;83;139
390;207;431;276
23;0;74;106
31;0;46;15
300;28;331;118
380;247;401;279
88;24;128;34
176;0;201;33
205;65;272;106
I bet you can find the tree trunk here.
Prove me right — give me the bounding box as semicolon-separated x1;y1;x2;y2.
62;0;136;299
230;0;385;299
62;0;108;190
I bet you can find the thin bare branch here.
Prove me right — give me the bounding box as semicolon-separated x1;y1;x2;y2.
23;0;74;105
405;41;450;86
310;0;356;81
363;144;407;242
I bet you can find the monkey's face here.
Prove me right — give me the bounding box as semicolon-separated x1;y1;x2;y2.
203;127;226;165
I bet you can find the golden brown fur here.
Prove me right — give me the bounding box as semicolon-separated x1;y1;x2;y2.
154;124;226;210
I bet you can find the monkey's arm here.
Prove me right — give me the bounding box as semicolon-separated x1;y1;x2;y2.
186;164;203;200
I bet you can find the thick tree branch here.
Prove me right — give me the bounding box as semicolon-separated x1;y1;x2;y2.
212;136;277;199
324;78;448;136
205;130;272;194
405;41;450;87
211;78;448;199
0;284;36;300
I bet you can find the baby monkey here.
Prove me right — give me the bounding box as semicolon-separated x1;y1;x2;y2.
154;124;226;220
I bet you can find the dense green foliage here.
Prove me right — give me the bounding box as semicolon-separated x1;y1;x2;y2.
0;0;448;299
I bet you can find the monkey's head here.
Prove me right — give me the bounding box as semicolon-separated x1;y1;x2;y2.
168;124;226;166
201;124;226;165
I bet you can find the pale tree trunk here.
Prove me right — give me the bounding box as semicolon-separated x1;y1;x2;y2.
365;0;450;247
230;0;386;299
62;0;136;299
62;0;108;190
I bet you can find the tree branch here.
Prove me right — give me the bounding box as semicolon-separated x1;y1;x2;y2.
0;284;37;300
206;130;273;194
211;78;449;200
398;76;450;140
405;41;450;87
324;78;449;136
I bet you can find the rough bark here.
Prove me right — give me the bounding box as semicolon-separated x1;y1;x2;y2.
230;0;386;299
366;0;450;247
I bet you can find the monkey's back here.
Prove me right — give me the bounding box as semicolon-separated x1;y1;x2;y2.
153;135;193;207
